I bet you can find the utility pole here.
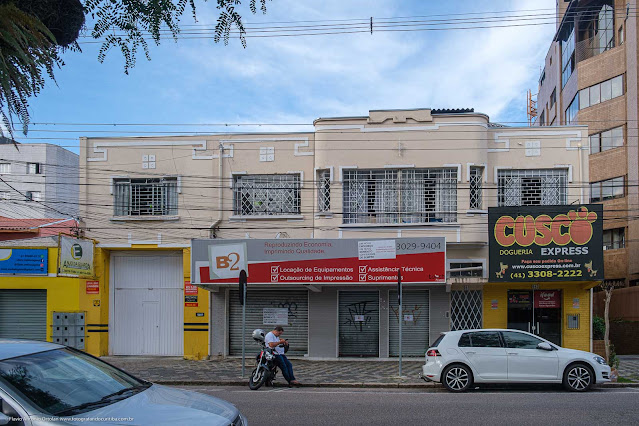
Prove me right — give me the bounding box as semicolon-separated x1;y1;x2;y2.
398;269;402;377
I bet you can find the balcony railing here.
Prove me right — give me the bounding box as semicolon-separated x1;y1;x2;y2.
576;34;614;63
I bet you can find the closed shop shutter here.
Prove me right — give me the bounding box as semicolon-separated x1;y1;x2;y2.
389;290;429;356
338;291;379;357
229;290;308;356
111;252;184;356
0;290;47;340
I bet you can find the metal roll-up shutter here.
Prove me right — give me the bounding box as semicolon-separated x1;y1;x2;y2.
389;290;429;356
0;290;47;340
229;290;308;356
338;291;379;357
111;252;184;356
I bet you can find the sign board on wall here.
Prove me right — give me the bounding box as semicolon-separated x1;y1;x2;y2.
184;281;198;295
0;249;47;275
86;281;99;294
534;290;560;308
59;236;94;277
489;205;603;282
191;238;446;285
263;308;288;325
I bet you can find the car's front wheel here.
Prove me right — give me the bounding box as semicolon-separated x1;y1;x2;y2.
442;364;473;392
563;363;594;392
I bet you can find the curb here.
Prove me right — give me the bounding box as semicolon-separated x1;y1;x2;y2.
155;380;440;389
600;382;639;388
156;380;638;389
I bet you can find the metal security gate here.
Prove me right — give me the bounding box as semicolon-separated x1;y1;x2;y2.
450;290;483;330
338;291;379;357
389;290;429;356
229;290;308;356
111;252;184;356
0;290;46;340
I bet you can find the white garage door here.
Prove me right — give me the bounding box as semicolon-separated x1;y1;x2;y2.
111;252;183;356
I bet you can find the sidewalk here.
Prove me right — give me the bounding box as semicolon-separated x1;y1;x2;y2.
103;357;433;388
618;355;639;382
103;355;639;387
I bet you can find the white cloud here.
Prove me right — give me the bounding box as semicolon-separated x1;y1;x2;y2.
169;0;557;124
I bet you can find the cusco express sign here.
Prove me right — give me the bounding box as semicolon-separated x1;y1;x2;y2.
489;205;603;282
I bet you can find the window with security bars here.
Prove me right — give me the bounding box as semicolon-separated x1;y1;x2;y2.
449;262;483;278
450;290;482;331
113;177;178;216
498;169;567;206
317;169;331;212
233;174;300;216
469;167;483;210
342;168;457;224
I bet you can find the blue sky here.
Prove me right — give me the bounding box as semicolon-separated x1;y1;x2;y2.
21;0;557;153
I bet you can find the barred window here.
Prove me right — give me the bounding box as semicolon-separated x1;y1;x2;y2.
317;169;331;212
342;168;457;224
114;177;178;216
233;174;301;216
469;167;483;210
498;169;567;206
449;262;483;278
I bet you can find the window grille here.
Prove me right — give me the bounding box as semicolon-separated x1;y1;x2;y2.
317;169;331;212
113;177;178;216
469;167;483;210
233;174;300;216
450;290;483;331
498;169;567;206
342;168;457;224
449;262;483;278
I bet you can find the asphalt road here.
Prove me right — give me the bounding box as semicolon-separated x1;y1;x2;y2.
175;385;639;425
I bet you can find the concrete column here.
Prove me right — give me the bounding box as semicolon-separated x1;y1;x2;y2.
379;288;390;358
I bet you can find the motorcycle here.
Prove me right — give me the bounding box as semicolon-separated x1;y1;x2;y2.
249;329;288;390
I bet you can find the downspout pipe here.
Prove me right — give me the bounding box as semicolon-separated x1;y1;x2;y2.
210;142;224;238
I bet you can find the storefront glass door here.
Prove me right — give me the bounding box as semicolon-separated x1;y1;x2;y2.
507;290;561;346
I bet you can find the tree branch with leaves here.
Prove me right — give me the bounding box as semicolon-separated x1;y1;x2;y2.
0;0;272;139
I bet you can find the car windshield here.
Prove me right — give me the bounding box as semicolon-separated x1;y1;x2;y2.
0;348;148;415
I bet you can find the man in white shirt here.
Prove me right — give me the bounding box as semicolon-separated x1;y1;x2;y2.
264;326;300;386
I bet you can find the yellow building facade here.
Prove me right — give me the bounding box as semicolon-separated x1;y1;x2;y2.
0;239;209;360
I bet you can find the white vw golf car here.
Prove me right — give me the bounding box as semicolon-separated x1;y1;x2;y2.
421;329;611;392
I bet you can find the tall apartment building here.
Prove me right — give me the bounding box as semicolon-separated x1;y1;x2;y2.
535;0;638;287
0;142;79;219
80;108;596;359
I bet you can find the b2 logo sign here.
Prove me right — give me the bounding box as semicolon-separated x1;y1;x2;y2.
208;243;248;280
215;252;241;271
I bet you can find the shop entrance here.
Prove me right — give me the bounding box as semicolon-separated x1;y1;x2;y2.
507;290;561;345
338;291;379;357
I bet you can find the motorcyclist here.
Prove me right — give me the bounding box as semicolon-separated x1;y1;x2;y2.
264;326;301;387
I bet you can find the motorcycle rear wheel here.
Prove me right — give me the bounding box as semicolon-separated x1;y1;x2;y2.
249;367;268;390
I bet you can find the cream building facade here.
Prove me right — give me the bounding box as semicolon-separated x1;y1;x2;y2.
80;108;593;359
